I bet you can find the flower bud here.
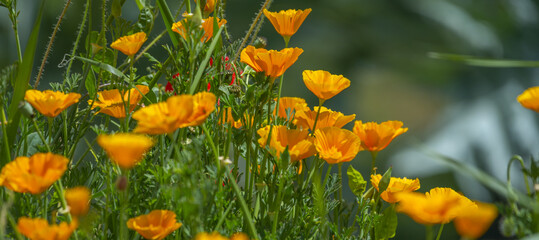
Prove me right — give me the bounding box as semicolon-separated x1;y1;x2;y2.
18;101;34;119
116;175;128;191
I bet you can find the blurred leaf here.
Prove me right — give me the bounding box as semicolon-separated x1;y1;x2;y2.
375;205;397;240
347;165;367;197
135;8;153;33
0;63;16;95
429;52;539;68
156;0;179;47
5;0;46;164
85;69;97;97
378;167;392;193
424;148;539;212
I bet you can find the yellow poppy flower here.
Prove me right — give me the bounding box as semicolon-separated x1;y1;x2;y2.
17;217;78;240
302;70;350;101
65;186;91;217
88;85;149;119
294;106;355;131
262;8;312;41
230;233;249;240
352;120;408;152
97;133;154;169
454;201;498;239
370;174;420;203
273;97;308;119
127;210;182;240
133;95;195;135
110;32;147;56
517;86;539;113
181;92;216;127
194;232;229;240
396;187;477;225
24;90;81;118
172;17;227;42
257;125;316;162
0;153;68;194
313;127;361;164
240;46;303;80
204;0;217;13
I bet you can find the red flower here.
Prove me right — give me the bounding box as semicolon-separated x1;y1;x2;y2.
172;73;180;79
165;82;174;93
230;72;236;85
207;82;211;91
209;57;214;67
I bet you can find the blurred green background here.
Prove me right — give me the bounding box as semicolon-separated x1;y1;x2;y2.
3;0;539;238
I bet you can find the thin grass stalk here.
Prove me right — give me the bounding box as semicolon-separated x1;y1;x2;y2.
233;0;272;63
65;0;91;77
34;0;72;88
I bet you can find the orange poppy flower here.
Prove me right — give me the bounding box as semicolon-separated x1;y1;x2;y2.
17;217;78;240
294;106;355;131
0;153;68;194
24;90;81;118
172;17;227;42
65;186;91;216
313;127;361;164
370;174;420;203
454;201;498;239
257;125;316;162
263;8;312;41
352;120;407;152
302;70;350;101
127;210;182;240
181;92;216;127
97;133;154;169
517;86;539;113
230;233;249;240
110;32;147;56
240;46;303;80
88;85;149;118
133;95;195;135
273;97;308;119
396;187;477;225
220;107;244;129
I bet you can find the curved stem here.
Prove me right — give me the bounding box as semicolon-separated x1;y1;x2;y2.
435;224;444;240
32;119;51;152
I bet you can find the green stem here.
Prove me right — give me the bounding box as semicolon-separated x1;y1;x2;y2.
272;172;285;235
337;163;343;232
224;166;259;238
7;213;23;240
8;0;22;63
232;0;272;62
370;151;378;176
435;224;444;240
32;119;51;152
201;124;220;170
53;180;79;239
425;225;433;240
310;99;324;135
1;107;11;164
65;0;91;77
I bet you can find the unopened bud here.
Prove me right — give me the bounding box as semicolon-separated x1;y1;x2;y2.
91;43;103;55
219;156;232;166
116;175;128;191
253;37;267;49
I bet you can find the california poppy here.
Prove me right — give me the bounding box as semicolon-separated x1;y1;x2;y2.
88;85;149;119
353;120;407;153
263;8;312;43
127;210;182;240
313;127;361;164
110;32;147;56
24;90;81;118
370;174;420;203
302;70;350;101
240;46;303;80
97;133;154;169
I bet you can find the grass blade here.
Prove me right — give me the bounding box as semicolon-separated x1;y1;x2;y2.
429;52;539;68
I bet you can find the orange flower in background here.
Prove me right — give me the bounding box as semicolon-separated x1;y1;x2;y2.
454;201;498;239
273;97;308;119
194;232;229;240
110;32;147;56
230;233;249;240
97;133;154;169
172;17;227;42
240;46;303;80
181;92;216;127
353;120;408;152
133;95;195;135
204;0;217;13
88;85;150;118
313;127;361;164
24;90;81;118
65;186;91;217
257;125;316;162
127;210;182;240
294;106;355;131
517;86;539;113
220;107;244;129
396;187;477;225
370;174;420;203
17;217;78;240
302;70;350;101
0;153;68;194
263;8;312;41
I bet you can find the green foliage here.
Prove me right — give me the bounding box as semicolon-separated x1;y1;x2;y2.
347;165;366;197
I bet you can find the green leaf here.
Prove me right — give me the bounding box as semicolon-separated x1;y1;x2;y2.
189;26;224;94
375;205;398;240
4;0;47;165
429;52;539;68
73;56;127;80
85;69;97;97
424;148;539;212
347;165;367;197
135;7;153;33
378;167;392;193
156;0;179;47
